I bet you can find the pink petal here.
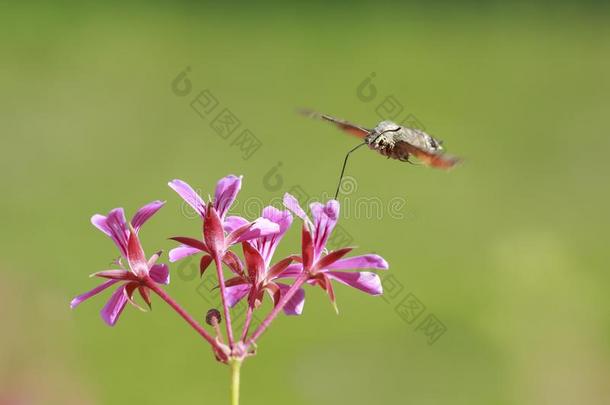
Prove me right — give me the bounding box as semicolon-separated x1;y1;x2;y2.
310;200;340;222
226;218;280;245
224;215;249;233
310;200;340;259
131;200;165;231
325;254;388;271
213;175;242;219
326;271;382;295
168;179;206;217
283;193;309;223
149;263;170;285
251;206;293;267
101;285;129;326
91;214;111;236
70;279;120;309
278;283;305;315
105;208;129;257
169;245;200;262
262;206;293;234
225;284;250;308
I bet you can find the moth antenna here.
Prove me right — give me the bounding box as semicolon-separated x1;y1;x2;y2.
334;142;367;200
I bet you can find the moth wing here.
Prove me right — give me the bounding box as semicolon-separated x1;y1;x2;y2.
299;109;371;139
408;145;460;169
395;141;460;169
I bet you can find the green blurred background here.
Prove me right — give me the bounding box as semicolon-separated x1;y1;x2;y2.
1;1;609;404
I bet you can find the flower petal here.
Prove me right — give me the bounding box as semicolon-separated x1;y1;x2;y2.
169;245;200;262
283;193;310;223
251;206;293;267
326;271;383;295
70;279;120;309
105;208;129;257
91;214;111;237
277;283;305;315
150;263;170;285
168;179;206;217
226;218;280;246
131;200;165;231
100;285;129;326
223;215;249;234
310;200;340;259
225;284;250;308
214;175;242;219
325;254;389;271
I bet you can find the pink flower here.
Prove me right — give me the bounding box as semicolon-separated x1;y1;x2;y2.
223;206;306;315
282;193;389;311
168;175;283;345
71;201;169;326
168;175;280;269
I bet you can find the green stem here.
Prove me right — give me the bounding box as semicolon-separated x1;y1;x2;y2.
230;358;242;405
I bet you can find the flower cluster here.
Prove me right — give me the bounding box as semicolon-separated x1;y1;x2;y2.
71;175;389;362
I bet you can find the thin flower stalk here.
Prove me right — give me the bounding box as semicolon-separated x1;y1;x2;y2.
247;272;309;347
145;278;229;361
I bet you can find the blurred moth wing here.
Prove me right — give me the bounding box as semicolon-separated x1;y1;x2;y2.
389;126;460;169
299;109;370;139
396;141;460;169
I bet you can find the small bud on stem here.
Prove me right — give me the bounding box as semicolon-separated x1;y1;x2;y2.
205;308;224;343
206;308;222;326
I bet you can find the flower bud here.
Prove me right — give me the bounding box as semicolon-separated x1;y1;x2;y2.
205;308;222;326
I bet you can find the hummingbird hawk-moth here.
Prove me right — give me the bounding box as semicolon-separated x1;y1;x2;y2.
299;109;460;198
300;109;460;169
